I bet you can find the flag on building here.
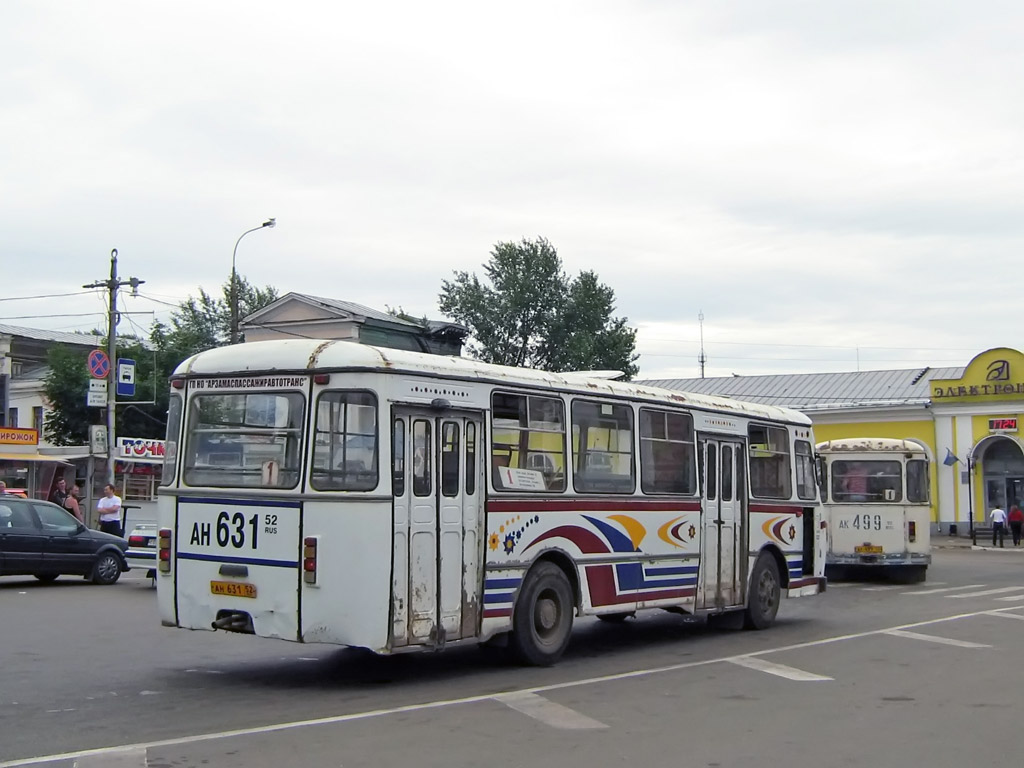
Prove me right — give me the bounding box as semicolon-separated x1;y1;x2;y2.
943;448;960;466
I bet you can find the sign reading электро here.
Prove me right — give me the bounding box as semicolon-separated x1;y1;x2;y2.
0;428;39;446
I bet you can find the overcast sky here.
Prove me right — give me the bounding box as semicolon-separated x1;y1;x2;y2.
3;1;1022;380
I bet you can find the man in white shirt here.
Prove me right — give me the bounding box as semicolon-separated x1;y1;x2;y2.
96;483;123;537
990;505;1008;548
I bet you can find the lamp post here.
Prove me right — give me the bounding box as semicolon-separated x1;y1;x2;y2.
230;218;276;344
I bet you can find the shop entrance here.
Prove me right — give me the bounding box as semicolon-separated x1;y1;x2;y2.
980;438;1024;512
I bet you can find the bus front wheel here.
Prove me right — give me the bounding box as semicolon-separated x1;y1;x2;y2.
510;562;574;666
744;554;781;630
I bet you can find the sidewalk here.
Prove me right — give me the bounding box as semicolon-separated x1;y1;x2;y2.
931;533;1024;552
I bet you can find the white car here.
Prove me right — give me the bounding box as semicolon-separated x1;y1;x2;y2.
126;523;159;582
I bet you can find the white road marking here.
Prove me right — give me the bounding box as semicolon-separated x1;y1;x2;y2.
994;594;1024;602
4;605;1020;768
882;629;991;648
986;611;1024;621
825;582;856;588
903;584;984;595
861;586;902;591
74;746;147;767
947;586;1024;599
495;691;607;729
726;656;832;681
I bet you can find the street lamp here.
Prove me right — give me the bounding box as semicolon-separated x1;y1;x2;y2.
230;218;276;344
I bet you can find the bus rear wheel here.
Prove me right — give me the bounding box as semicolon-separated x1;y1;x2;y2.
510;562;574;666
744;554;781;630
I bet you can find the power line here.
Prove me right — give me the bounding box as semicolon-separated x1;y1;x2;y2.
0;290;95;302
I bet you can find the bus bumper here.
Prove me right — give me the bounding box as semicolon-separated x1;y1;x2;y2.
827;553;931;567
787;576;826;597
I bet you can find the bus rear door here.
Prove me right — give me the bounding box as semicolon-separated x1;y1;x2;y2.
391;408;484;648
699;438;745;609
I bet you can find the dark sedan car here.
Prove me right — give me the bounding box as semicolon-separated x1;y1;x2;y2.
0;496;129;584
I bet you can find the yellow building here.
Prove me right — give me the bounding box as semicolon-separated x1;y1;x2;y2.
643;347;1024;532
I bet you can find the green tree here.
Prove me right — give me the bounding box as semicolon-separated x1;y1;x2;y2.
42;345;92;446
438;238;638;377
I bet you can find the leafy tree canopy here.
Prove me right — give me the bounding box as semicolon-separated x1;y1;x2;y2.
438;238;638;378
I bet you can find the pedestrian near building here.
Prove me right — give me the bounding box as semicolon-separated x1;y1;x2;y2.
96;484;123;537
991;505;1008;548
64;484;84;523
1009;503;1024;547
49;477;68;508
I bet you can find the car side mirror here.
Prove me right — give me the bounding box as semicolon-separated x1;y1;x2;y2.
75;522;87;534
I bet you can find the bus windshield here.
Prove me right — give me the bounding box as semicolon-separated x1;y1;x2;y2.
183;392;305;489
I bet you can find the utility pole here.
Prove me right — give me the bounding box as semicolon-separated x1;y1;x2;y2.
698;310;707;379
84;249;145;485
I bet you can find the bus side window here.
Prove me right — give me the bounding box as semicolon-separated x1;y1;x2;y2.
413;419;431;497
465;422;476;496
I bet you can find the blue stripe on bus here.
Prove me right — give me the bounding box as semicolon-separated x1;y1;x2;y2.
484;578;522;590
644;566;699;576
176;551;299;568
181;497;301;509
128;552;157;560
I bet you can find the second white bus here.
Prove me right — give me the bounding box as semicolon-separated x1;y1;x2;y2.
817;437;931;582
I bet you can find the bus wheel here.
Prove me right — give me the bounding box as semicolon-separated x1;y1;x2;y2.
744;554;781;630
510;562;574;666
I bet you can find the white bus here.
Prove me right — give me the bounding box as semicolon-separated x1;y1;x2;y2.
156;340;826;665
816;438;931;582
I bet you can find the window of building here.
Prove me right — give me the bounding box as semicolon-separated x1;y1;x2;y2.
795;440;816;500
491;392;566;492
572;400;635;493
33;406;43;435
748;424;792;499
7;408;17;428
639;409;696;494
310;391;378;491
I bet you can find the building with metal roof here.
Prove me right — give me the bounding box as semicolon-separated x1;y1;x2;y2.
642;348;1024;536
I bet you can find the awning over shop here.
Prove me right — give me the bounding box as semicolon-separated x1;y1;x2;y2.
0;452;73;464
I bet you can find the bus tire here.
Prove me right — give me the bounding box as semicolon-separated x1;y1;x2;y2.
510;562;574;666
744;553;781;630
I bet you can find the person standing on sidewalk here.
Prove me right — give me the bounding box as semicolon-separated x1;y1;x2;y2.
1008;503;1024;547
991;505;1008;548
96;483;123;537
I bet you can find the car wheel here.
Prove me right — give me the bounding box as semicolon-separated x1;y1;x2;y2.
33;573;59;583
92;553;122;585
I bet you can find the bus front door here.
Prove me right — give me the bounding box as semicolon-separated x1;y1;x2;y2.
699;438;745;609
392;409;484;648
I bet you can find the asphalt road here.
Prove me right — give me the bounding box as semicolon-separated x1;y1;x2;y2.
3;547;1024;767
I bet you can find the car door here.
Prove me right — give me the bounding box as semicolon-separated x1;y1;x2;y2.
33;502;92;574
0;500;46;575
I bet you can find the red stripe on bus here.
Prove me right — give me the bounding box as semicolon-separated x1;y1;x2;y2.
487;498;702;514
749;504;808;515
483;608;512;618
586;564;696;606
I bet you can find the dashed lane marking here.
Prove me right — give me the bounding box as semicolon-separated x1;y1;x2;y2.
726;656;832;681
861;586;902;592
4;605;1021;768
985;611;1024;621
947;586;1024;599
882;629;992;648
903;584;985;595
74;746;147;767
495;692;607;730
994;594;1024;602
